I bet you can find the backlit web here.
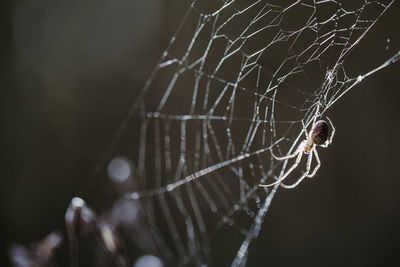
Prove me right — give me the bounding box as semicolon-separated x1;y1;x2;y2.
83;0;399;266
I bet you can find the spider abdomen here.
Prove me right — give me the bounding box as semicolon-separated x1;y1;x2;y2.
311;120;329;145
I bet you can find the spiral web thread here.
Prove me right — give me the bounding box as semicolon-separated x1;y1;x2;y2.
95;0;399;266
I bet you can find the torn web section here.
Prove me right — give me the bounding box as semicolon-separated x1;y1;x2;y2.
97;0;396;266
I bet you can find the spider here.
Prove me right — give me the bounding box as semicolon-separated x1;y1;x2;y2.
260;107;335;189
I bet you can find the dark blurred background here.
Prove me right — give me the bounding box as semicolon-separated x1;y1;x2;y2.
2;0;400;266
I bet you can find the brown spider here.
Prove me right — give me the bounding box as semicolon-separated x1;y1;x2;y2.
260;106;335;189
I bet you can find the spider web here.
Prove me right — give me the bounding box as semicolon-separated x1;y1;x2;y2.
82;0;399;266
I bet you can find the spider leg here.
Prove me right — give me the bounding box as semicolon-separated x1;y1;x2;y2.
259;149;304;187
312;101;321;126
301;119;309;139
303;101;320;139
307;149;321;178
282;148;313;189
320;117;335;147
271;140;305;161
326;117;335;144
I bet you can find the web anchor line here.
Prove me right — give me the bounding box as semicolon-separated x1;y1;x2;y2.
327;50;400;110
